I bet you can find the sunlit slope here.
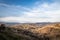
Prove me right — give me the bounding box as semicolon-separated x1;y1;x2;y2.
0;23;60;40
34;24;60;40
10;23;60;40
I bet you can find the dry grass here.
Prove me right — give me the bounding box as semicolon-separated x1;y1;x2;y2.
0;23;60;40
10;23;60;40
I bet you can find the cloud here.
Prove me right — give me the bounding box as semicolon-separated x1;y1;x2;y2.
0;3;31;17
0;0;60;23
23;2;60;18
0;16;58;23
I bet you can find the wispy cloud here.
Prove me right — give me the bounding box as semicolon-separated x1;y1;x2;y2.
0;0;60;23
25;2;60;17
0;3;31;17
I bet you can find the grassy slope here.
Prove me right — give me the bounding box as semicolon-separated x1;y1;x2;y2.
0;29;30;40
11;23;60;40
0;23;60;40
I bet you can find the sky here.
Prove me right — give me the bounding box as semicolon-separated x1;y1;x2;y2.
0;0;60;23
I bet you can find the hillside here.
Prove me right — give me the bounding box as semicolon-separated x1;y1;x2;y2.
0;23;60;40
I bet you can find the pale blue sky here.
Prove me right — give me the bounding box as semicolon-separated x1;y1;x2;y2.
0;0;60;23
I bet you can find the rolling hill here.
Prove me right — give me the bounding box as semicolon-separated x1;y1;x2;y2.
0;23;60;40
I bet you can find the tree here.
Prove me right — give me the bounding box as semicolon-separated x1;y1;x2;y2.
0;24;6;32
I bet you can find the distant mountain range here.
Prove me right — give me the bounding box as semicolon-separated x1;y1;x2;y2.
0;22;60;25
0;22;60;24
0;22;60;27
